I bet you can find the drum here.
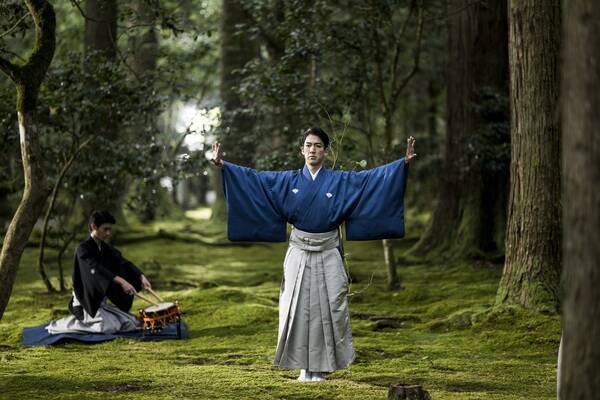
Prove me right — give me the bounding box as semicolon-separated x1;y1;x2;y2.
138;301;182;337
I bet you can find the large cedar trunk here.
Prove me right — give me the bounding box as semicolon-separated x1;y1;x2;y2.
0;0;56;320
409;0;509;260
560;1;600;397
495;0;561;310
212;0;258;221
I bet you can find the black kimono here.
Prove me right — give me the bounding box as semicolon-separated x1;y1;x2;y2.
71;236;143;319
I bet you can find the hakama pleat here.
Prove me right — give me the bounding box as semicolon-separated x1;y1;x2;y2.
274;228;355;372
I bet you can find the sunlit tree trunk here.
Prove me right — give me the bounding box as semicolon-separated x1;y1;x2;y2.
0;0;56;320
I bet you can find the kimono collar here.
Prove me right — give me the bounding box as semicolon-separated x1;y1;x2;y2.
89;235;102;252
302;165;326;181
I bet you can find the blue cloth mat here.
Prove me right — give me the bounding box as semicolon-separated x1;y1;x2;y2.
22;321;189;346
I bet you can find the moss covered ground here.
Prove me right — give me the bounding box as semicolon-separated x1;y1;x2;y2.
0;214;560;399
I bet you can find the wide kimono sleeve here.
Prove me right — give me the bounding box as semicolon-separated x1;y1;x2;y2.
113;248;143;286
344;158;408;241
222;161;288;242
73;242;116;317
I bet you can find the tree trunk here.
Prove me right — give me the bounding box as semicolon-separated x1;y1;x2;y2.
219;0;258;163
495;0;561;311
81;0;123;217
213;0;258;221
38;137;93;292
388;383;431;400
409;0;509;260
0;112;52;316
84;0;117;59
382;107;400;289
383;239;400;290
130;0;160;222
560;1;600;397
0;0;56;320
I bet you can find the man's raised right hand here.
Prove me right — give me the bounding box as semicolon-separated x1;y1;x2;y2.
211;142;224;168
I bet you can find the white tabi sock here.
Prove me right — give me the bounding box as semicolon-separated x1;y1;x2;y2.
297;369;312;382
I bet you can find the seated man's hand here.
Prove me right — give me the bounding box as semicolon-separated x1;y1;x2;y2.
140;274;152;290
114;276;137;295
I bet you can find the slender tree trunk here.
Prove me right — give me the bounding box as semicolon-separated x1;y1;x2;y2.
38;137;93;292
57;222;81;292
383;239;400;290
495;0;561;311
382;104;400;289
426;80;439;139
409;0;508;260
0;0;56;320
560;1;600;397
1;112;52;307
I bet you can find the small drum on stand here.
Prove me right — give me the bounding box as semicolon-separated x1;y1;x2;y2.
135;290;183;338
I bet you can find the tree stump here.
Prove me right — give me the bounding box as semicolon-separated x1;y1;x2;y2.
372;318;402;331
388;383;431;400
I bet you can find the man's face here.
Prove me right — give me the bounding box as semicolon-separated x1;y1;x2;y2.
91;223;112;242
301;134;328;168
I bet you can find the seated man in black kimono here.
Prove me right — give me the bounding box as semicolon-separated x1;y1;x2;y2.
47;210;152;334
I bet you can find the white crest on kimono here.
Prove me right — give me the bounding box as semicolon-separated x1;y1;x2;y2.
90;268;95;275
292;188;299;194
326;192;333;198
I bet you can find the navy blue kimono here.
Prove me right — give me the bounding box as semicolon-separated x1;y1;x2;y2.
222;158;408;242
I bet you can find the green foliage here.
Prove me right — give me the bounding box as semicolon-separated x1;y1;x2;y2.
30;51;163;216
225;0;447;221
0;0;221;226
0;1;31;49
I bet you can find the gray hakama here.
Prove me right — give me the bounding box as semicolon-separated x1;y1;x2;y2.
274;228;355;372
46;292;140;335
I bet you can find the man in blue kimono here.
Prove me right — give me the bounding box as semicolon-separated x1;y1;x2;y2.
212;128;415;382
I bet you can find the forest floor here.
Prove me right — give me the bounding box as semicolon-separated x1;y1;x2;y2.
0;211;560;400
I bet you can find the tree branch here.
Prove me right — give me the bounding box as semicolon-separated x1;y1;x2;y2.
372;25;389;114
391;0;417;89
0;56;20;82
0;12;29;39
392;1;424;102
20;0;56;88
239;5;285;58
69;0;102;23
0;47;27;63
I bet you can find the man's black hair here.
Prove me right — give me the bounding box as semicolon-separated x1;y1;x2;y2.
301;127;330;149
89;210;116;228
